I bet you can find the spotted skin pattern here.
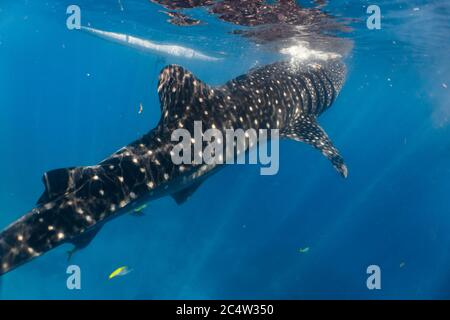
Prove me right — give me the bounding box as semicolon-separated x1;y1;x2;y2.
0;59;346;276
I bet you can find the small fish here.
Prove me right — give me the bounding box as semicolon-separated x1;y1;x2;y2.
399;262;406;268
131;204;147;216
298;247;310;254
138;103;143;114
108;266;132;280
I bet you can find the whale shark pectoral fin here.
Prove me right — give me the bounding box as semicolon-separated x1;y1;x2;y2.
37;167;77;205
171;181;203;205
282;115;348;178
157;64;212;119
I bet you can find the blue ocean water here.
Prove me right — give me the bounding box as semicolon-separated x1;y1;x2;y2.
0;0;449;299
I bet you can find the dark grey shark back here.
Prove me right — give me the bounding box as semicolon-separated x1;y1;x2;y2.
0;58;347;276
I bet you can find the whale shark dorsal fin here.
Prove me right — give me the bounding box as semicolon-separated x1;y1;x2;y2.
171;180;203;205
282;115;348;178
37;167;76;205
157;65;211;119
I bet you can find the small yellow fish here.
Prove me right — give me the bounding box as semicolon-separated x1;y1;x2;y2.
109;266;131;280
298;247;310;254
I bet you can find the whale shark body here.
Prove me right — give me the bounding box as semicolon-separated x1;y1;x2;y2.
0;59;346;276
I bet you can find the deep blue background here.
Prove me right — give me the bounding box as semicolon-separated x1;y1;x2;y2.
0;0;449;299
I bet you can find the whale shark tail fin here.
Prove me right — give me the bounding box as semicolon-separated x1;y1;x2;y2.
157;64;214;123
282;114;348;178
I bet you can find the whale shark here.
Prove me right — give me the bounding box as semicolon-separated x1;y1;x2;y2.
0;58;347;276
